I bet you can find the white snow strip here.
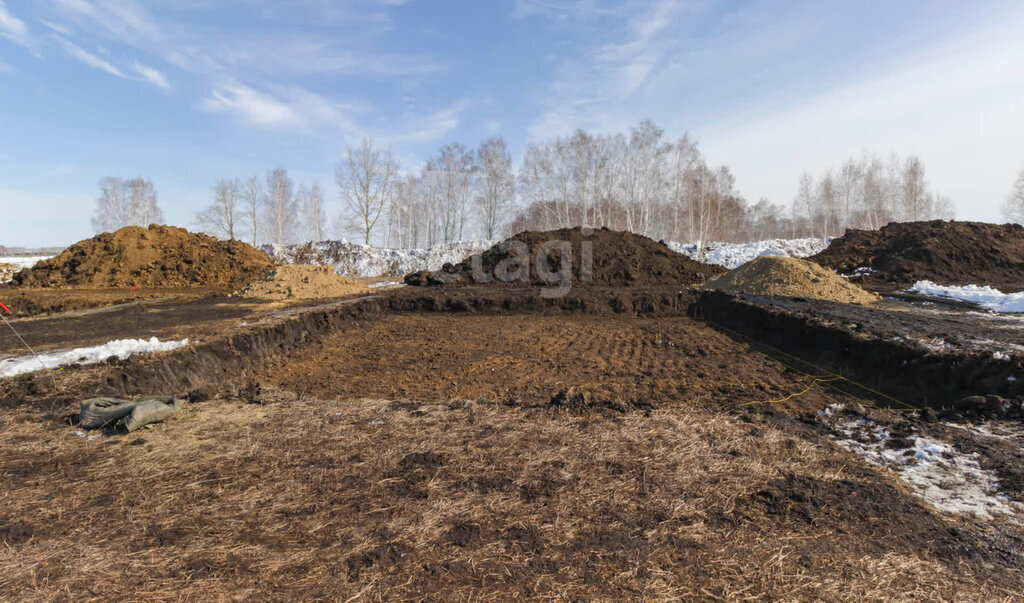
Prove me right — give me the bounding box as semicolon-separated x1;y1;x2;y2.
0;337;189;378
826;413;1022;520
0;256;51;283
909;281;1024;313
0;256;51;269
665;238;829;269
262;240;497;278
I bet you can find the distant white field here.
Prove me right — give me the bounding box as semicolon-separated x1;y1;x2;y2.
0;256;51;269
264;237;831;278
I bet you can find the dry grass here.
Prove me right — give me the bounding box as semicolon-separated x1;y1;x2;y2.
1;393;1017;601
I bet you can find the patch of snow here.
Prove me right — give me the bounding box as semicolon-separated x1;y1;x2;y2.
909;281;1024;313
367;281;405;289
665;238;830;269
262;240;497;278
0;256;51;269
0;256;51;283
840;266;878;278
825;411;1022;520
0;337;189;378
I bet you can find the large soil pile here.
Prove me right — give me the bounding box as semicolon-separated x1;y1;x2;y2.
11;225;274;289
237;265;368;300
811;220;1024;292
406;227;725;287
704;256;879;305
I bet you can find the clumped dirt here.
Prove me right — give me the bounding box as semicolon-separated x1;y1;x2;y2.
811;220;1024;292
704;256;879;305
406;227;724;288
10;225;274;290
237;265;367;301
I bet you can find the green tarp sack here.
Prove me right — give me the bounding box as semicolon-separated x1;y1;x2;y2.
79;395;182;432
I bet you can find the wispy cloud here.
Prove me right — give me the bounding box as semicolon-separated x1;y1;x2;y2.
132;60;169;89
54;34;126;78
0;0;33;50
54;33;171;89
198;83;304;127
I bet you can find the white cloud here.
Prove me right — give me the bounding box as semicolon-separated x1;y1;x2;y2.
697;5;1024;222
41;19;72;35
54;35;127;78
198;83;303;127
0;0;32;49
132;60;169;89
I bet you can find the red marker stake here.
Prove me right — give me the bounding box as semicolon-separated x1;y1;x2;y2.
0;301;11;314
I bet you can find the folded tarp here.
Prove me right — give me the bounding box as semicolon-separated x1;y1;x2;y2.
79;395;182;432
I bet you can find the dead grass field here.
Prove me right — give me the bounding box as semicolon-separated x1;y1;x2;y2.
1;391;1019;601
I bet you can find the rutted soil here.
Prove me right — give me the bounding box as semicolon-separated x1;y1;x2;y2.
10;225;274;289
258;314;856;411
1;395;1019;600
811;220;1024;292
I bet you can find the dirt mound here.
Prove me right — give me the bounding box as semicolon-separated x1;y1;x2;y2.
237;265;368;300
704;256;879;305
406;227;724;288
11;225;274;289
811;220;1024;292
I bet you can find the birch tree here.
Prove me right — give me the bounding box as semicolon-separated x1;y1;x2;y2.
476;137;514;239
195;178;242;240
91;176;163;233
1003;167;1024;225
265;168;297;245
242;176;263;246
336;137;397;245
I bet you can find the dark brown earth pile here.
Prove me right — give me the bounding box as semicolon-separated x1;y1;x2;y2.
406;227;724;287
11;225;274;289
811;220;1024;292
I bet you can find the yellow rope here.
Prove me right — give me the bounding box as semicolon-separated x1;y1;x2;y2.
697;317;922;411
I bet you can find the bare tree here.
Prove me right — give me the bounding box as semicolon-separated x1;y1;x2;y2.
901;155;930;221
475;137;514;240
194;178;242;240
242;176;263;245
305;181;326;242
1003;167;1024;225
336;137;397;245
265;168;297;245
91;176;163;233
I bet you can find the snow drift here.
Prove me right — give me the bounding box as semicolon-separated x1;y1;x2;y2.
910;281;1024;313
262;240;498;278
264;236;829;277
0;337;189;378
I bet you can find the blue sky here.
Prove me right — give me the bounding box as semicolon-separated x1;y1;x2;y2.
2;0;1023;247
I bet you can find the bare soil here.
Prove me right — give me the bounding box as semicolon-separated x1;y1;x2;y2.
237;264;368;300
704;255;879;304
258;313;851;412
811;220;1024;292
407;226;725;288
10;225;274;290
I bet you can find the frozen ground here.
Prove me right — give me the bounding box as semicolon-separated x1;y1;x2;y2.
0;337;189;378
666;238;829;269
910;281;1024;313
819;405;1022;521
263;240;496;278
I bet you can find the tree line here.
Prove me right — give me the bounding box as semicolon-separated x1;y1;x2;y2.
94;120;1024;247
